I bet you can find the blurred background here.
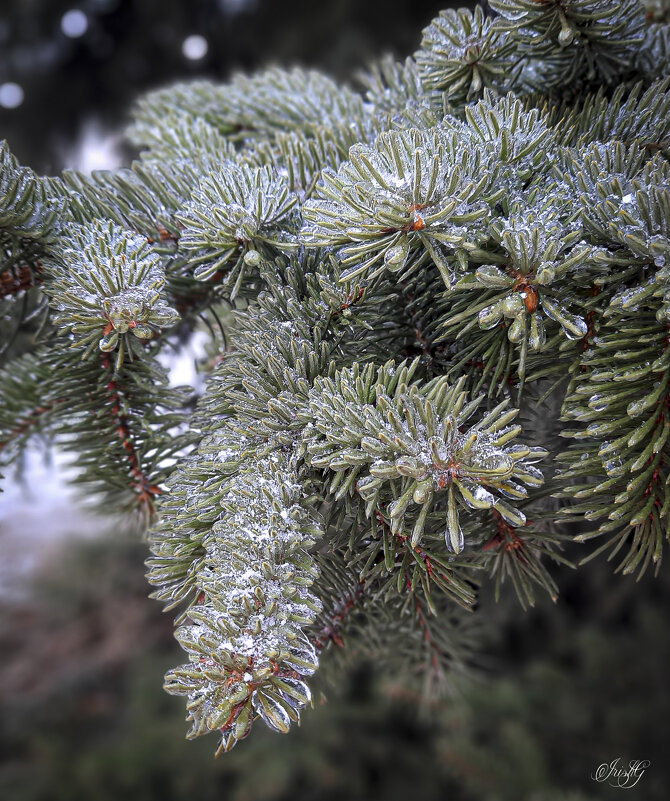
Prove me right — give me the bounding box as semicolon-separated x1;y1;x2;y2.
1;1;669;799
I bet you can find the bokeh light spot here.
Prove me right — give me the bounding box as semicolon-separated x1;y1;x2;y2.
182;34;208;60
0;82;24;108
61;9;89;38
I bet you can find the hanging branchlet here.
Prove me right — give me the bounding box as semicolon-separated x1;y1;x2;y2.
41;220;180;366
302;362;547;554
177;163;299;294
558;311;670;577
148;253;387;748
415;6;516;107
310;556;480;702
162;453;323;754
0;341;192;516
308;557;369;655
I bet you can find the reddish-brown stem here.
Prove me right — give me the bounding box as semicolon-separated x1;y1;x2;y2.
0;262;43;298
482;509;528;561
374;509;451;585
0;398;64;451
332;286;364;319
313;579;367;652
100;353;162;512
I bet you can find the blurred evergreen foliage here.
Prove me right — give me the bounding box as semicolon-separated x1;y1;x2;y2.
0;0;454;172
0;535;667;800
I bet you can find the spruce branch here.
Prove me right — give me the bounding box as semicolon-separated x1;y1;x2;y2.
176;163;299;290
566;146;670;275
4;0;670;757
242;121;381;199
303;362;547;554
148;253;387;747
41;221;180;366
443;197;597;384
441;91;557;181
301;126;499;287
131;112;237;165
163;452;323;755
415;6;516;106
0;142;60;356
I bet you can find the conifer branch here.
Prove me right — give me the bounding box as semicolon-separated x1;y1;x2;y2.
2;0;669;753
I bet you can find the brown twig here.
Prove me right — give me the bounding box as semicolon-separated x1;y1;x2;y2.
100;353;162;512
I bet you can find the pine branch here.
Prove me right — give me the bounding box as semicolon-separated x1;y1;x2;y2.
3;0;670;756
415;6;517;108
41;220;180;366
303;362;548;553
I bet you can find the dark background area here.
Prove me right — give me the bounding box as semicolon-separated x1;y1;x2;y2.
0;0;452;172
2;535;668;801
0;1;668;799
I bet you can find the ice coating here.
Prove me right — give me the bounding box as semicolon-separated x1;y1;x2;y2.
301;126;499;284
177;161;299;284
41;219;180;355
414;6;514;102
164;450;323;751
305;364;546;553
